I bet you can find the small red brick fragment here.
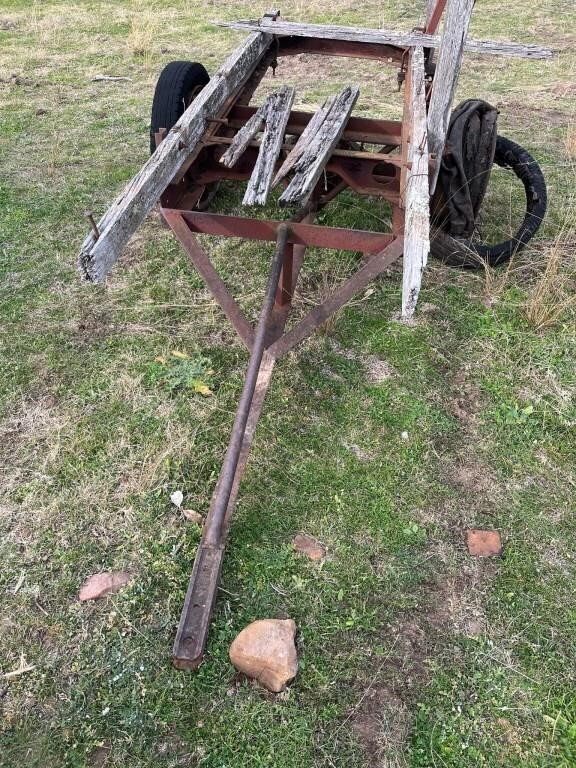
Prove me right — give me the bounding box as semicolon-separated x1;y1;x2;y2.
79;571;132;601
466;529;503;557
293;534;326;562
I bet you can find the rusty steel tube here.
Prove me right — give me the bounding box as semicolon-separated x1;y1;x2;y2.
203;224;289;547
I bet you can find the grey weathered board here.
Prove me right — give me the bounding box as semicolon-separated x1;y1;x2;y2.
217;18;553;59
219;104;267;168
401;47;430;319
426;0;475;192
272;94;337;187
279;86;359;207
78;30;271;282
243;85;295;206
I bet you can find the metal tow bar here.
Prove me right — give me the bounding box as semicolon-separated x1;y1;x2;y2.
172;224;290;669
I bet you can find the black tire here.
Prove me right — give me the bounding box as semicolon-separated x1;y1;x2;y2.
431;136;547;268
150;60;209;153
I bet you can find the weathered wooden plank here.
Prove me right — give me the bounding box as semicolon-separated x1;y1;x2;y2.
79;31;272;283
272;94;337;187
401;47;430;320
219;89;290;168
217;18;553;59
219;105;267;168
279;86;359;207
427;0;474;193
243;85;295;206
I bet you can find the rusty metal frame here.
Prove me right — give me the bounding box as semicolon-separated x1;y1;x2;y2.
165;204;404;669
159;20;443;670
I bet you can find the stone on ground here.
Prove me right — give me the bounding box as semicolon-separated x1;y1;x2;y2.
466;529;503;557
229;618;298;693
182;509;203;525
293;533;326;562
78;571;132;601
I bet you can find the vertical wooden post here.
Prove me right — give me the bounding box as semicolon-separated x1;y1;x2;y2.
427;0;475;192
402;46;430;319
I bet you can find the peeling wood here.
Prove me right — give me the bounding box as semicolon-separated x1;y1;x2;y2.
427;0;474;192
79;31;272;283
217;18;553;60
272;94;337;187
402;47;430;319
279;86;359;207
243;85;295;206
220;91;283;168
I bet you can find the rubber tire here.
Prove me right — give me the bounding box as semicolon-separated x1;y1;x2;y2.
431;136;547;268
150;61;210;153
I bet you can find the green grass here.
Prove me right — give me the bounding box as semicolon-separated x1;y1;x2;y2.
1;1;575;766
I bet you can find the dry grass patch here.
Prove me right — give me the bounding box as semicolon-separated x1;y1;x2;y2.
564;123;576;159
126;7;158;60
524;212;576;330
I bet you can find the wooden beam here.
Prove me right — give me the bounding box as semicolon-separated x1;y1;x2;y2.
427;0;474;193
217;18;553;60
401;47;430;319
78;31;272;283
243;85;295;205
279;86;359;207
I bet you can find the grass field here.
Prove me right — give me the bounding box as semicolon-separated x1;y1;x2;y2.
1;1;575;766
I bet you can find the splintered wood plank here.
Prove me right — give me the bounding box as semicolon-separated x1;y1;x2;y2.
401;47;430;320
220;88;288;168
219;107;267;168
427;0;475;193
272;94;337;187
243;85;295;206
78;31;271;283
217;18;553;60
279;85;359;207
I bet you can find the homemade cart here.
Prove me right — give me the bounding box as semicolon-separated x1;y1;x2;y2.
79;1;551;669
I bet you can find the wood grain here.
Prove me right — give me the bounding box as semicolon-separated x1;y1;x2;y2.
217;18;553;60
79;31;271;282
279;86;359;207
401;47;430;319
243;85;295;206
427;0;475;192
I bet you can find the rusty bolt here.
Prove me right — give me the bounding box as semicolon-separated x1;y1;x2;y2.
85;210;100;240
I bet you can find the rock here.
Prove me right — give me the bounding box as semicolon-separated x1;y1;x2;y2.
229;619;298;692
466;529;503;557
182;509;203;525
293;533;326;562
79;571;132;601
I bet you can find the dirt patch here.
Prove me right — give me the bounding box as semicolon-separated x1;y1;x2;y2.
448;460;495;493
351;532;496;761
449;366;482;425
75;305;115;345
328;339;395;384
539;540;573;576
352;684;411;766
90;742;111;767
0;396;64;458
342;440;375;461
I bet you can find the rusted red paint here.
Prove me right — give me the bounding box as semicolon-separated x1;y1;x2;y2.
165;28;431;670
